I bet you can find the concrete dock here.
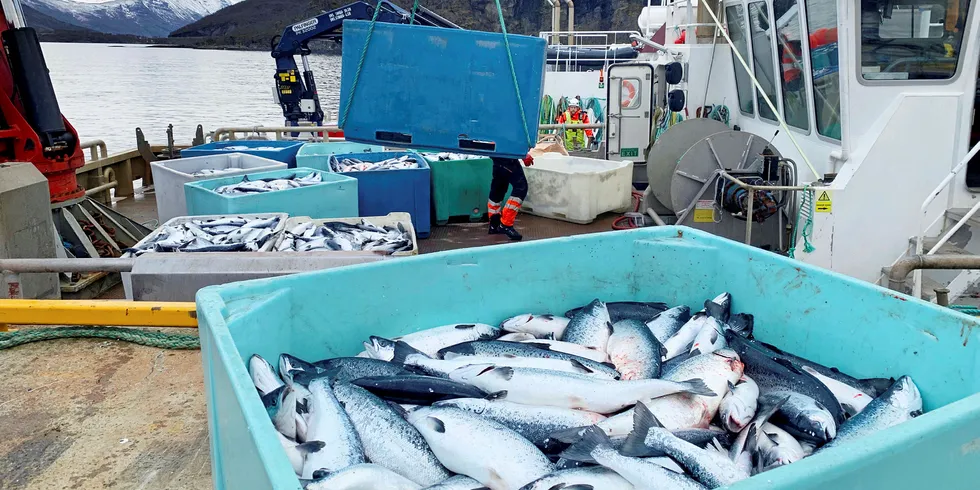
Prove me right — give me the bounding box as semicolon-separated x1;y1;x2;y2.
0;186;619;489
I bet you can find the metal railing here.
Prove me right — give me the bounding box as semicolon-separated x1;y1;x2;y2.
538;31;641;71
212;126;345;142
80;139;108;161
912;139;980;298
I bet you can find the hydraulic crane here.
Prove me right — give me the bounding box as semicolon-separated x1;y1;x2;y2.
271;0;460;126
0;0;84;202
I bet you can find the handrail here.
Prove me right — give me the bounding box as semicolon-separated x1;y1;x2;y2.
80;139;108;161
912;138;980;298
212;126;342;141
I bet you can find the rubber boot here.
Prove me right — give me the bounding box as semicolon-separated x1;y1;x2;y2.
497;225;523;241
488;214;501;234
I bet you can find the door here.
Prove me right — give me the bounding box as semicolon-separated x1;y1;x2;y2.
606;63;654;162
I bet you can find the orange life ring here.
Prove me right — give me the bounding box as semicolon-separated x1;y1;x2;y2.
621;79;638;108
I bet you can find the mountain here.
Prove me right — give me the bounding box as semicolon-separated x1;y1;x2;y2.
171;0;643;49
23;0;245;37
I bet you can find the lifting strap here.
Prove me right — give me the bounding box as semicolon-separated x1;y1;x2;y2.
341;0;534;150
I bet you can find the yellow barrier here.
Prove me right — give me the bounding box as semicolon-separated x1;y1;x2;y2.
0;300;198;330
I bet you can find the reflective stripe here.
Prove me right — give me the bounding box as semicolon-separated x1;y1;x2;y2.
504;197;523;211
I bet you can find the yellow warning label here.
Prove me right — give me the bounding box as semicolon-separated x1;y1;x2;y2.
694;200;715;223
815;190;832;213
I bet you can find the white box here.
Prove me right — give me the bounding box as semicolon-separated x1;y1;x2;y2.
523;154;634;224
150;153;287;223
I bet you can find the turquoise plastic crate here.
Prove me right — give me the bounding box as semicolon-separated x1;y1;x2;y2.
295;142;385;171
328;151;431;238
196;227;980;490
184;167;357;219
181;141;305;167
339;20;545;158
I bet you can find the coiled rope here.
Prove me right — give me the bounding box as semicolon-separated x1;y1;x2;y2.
0;327;200;350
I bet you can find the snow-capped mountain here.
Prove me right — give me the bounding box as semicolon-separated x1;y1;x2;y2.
24;0;243;37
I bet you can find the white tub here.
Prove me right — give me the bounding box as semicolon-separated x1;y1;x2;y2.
523;154;634;224
150;153;286;223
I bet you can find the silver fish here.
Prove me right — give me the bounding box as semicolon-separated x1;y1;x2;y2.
249;354;284;396
759;391;838;444
305;463;422;490
500;314;571;339
560;425;707;489
607;319;665;380
719;375;759;433
440;340;619;378
272;384;311;441
498;332;537;342
690;317;727;355
822;376;922;450
801;365;873;417
517;339;609;363
422;475;487;489
518;466;635;490
333;383;450;486
755;422;806;471
434;398;606;450
392;341;616;380
646;305;692;343
301;378;364;478
449;365;714;414
625;403;749;488
276;432;325;476
560;299;614;351
408;406;553;490
664;313;716;360
393;324;501;358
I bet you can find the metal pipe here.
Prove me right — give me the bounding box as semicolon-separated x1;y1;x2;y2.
645;208;667;226
539;123;604;130
80;139;108;161
887;255;980;291
0;258;135;273
545;0;560;44
564;0;574;45
935;288;950;307
745;189;755;244
922;140;980;212
84;180;117;197
630;34;675;55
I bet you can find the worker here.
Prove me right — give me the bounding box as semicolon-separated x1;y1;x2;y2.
557;98;592;150
488;154;533;241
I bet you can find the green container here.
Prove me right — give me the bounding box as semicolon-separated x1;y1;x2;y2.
423;154;509;224
295;142;384;171
196;226;980;490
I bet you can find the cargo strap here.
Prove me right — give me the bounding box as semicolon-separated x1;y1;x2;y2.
0;326;201;350
788;185;816;258
341;0;534;150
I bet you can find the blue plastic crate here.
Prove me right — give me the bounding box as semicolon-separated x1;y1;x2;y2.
197;226;980;490
294;142;385;171
328;151;431;238
184;167;358;219
181;141;305;167
339;20;545;158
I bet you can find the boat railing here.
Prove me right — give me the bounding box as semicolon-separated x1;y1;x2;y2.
211;126;346;142
80;139;108;161
912;139;980;298
538;30;641;71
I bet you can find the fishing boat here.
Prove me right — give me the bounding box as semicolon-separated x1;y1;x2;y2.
3;0;980;486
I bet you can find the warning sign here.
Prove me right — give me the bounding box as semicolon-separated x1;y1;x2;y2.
815;190;832;213
694;200;715;223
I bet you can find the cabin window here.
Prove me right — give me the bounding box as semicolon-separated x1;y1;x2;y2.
748;1;780;121
861;0;972;80
805;0;842;138
774;0;810;130
727;4;756;115
621;78;642;109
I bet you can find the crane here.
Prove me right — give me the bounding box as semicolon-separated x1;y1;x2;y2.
271;0;460;127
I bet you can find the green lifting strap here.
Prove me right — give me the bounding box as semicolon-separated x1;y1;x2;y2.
410;0;420;24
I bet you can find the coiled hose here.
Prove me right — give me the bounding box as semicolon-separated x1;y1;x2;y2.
612;191;647;230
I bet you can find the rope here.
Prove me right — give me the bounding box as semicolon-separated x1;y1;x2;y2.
339;0;387;129
540;95;556;134
492;0;533;149
583;97;604;145
0;326;200;350
409;0;420;24
950;305;980;316
788;186;816;258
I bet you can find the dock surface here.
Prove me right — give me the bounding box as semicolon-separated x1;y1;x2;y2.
0;187;620;489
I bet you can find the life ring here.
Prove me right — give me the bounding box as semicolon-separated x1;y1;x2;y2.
621;79;638;108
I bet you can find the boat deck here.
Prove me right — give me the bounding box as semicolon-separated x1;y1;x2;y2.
0;185;622;490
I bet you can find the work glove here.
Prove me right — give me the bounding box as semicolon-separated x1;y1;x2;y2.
522;154;534;167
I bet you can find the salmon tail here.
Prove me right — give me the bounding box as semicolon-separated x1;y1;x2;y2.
620;402;662;457
678;378;716;397
559;425;610;463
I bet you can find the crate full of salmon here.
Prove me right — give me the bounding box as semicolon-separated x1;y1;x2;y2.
196;227;980;490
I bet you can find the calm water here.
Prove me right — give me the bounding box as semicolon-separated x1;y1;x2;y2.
40;43;343;153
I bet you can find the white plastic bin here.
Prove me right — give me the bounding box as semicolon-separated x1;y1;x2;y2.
273;212;418;256
150;153;287;223
522;154;634;224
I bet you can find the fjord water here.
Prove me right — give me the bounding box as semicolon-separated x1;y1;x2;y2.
41;43;342;153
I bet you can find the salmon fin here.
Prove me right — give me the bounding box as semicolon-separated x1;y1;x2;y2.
620;402;661;457
559;425;609;463
550;425;587;444
679;378;716;397
569;358;594;374
455;324;477;329
295;441;325;455
391;340;427;363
